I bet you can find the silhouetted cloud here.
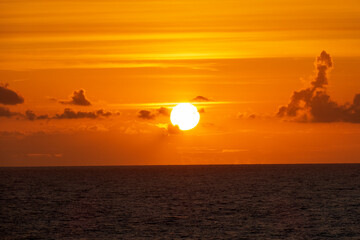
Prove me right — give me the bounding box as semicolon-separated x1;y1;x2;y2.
157;107;171;116
25;110;49;121
0;106;18;117
54;108;111;119
138;107;171;120
311;51;333;88
25;108;111;120
278;51;360;123
138;110;155;120
25;110;36;120
192;96;210;102
2;107;112;120
0;84;24;105
59;89;91;106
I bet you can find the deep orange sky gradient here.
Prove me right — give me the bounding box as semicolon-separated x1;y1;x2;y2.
1;0;360;166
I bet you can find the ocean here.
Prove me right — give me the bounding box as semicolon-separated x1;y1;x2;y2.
1;164;360;239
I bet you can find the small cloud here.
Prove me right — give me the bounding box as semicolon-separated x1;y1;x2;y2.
138;107;171;120
157;107;171;116
0;84;24;105
192;96;210;102
138;110;155;120
59;89;91;106
25;110;49;121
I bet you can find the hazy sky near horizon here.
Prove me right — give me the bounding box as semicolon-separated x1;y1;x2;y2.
1;0;360;166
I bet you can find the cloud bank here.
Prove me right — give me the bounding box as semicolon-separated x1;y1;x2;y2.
278;51;360;123
54;108;112;119
2;108;112;120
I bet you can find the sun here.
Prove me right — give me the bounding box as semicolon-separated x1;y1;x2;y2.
170;103;200;130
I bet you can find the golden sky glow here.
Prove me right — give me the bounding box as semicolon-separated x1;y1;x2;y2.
1;0;360;69
1;0;360;166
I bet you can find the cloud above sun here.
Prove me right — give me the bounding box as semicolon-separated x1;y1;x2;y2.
192;96;210;102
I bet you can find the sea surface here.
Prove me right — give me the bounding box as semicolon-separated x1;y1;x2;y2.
1;164;360;239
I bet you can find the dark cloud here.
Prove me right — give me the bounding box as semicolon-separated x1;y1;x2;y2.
192;96;210;102
138;107;171;120
60;89;91;106
138;110;155;120
278;51;360;123
0;84;24;105
0;106;18;117
54;108;111;119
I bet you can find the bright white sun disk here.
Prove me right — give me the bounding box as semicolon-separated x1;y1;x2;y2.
170;103;200;130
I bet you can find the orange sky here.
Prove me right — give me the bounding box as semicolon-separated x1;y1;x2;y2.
1;0;360;166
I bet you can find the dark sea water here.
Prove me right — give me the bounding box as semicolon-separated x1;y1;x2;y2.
1;164;360;239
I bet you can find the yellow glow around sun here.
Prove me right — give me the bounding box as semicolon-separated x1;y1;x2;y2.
170;103;200;130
